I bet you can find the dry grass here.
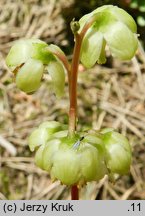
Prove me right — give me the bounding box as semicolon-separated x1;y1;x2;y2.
0;0;145;200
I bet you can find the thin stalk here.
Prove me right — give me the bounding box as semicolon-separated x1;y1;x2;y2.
68;33;82;136
68;14;97;136
69;33;82;200
71;185;79;200
69;15;97;200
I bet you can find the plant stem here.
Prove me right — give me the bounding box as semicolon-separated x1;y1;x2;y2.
69;16;96;200
68;33;82;136
71;185;79;200
68;15;97;136
68;33;82;200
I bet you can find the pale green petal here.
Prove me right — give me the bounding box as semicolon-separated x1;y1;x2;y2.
52;149;80;185
39;121;66;136
39;121;62;134
79;5;113;32
53;130;68;138
106;144;131;174
42;139;60;171
16;59;44;93
6;39;49;67
104;22;138;60
80;145;106;181
46;61;65;98
103;131;132;174
6;40;32;67
80;30;104;68
28;128;49;151
34;145;45;170
97;39;106;64
110;6;137;33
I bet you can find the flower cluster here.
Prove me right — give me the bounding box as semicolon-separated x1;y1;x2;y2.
28;121;131;186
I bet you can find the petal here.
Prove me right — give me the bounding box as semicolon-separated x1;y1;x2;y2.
42;139;60;171
39;121;62;133
110;6;137;33
16;59;44;93
28;128;49;152
46;61;65;98
6;40;32;67
79;5;113;32
80;145;106;181
104;22;138;60
34;145;45;170
6;39;47;68
51;149;80;185
80;29;104;68
97;39;106;64
103;131;132;174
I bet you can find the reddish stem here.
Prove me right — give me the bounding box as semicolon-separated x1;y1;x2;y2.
69;16;97;199
71;185;79;200
68;33;82;136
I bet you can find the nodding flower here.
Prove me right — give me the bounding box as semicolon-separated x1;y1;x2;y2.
79;5;138;68
6;39;66;97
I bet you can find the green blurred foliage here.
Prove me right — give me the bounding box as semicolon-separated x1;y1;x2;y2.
130;0;145;26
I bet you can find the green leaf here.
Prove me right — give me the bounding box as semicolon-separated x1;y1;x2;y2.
15;59;44;93
46;61;65;98
137;16;145;26
104;22;138;60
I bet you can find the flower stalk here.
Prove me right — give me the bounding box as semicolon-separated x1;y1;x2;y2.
68;16;101;199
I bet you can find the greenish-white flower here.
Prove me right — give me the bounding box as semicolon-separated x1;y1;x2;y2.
6;39;66;96
79;5;138;68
